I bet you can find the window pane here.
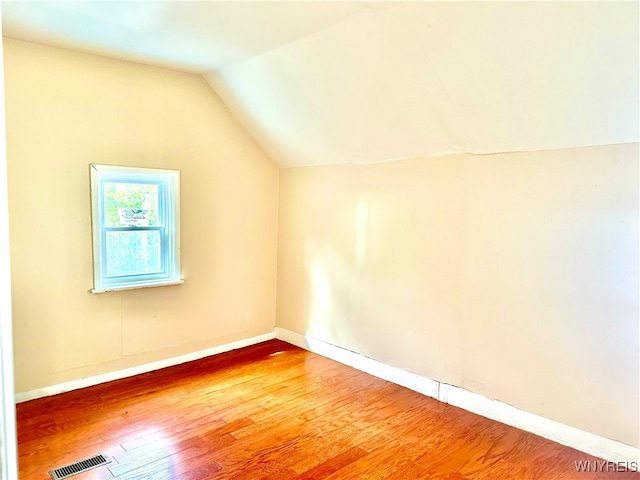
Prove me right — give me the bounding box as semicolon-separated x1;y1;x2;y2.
105;230;162;277
103;182;160;227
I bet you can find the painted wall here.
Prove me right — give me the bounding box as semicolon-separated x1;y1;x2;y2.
208;2;638;168
4;39;278;393
276;144;639;447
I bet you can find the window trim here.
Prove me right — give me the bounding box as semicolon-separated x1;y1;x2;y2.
89;164;182;293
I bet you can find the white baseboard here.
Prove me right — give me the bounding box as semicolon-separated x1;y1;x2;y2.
15;332;276;403
275;327;640;464
276;326;441;398
16;326;639;465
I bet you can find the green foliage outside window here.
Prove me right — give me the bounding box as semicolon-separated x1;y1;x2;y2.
103;182;159;227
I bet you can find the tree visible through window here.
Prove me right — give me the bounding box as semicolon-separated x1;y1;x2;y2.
90;164;182;292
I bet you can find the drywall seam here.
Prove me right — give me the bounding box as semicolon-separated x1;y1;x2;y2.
275;327;640;465
14;332;276;403
277;142;640;169
272;169;281;329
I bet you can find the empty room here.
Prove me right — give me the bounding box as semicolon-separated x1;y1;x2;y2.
0;1;638;479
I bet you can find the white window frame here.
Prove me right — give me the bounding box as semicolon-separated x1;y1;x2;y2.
90;164;182;293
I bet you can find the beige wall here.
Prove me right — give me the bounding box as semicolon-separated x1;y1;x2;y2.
276;144;639;447
4;39;278;393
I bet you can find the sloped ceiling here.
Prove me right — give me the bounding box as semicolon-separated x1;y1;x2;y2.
3;1;638;167
1;2;380;72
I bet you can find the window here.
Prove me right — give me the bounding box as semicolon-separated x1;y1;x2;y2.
90;164;182;293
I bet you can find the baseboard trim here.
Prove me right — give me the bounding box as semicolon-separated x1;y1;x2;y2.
275;327;639;464
15;332;276;403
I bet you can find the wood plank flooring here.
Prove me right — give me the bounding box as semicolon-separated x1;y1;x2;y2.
16;340;639;479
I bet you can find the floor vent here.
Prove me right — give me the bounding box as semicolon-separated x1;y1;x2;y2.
49;453;111;480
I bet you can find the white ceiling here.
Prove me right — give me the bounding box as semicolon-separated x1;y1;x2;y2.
2;1;639;167
1;2;383;72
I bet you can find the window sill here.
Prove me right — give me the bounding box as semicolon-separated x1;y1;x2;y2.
90;279;184;294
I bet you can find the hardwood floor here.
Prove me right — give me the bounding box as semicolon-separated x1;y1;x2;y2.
16;340;639;479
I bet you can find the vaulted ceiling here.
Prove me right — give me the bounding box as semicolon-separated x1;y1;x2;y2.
3;1;638;167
